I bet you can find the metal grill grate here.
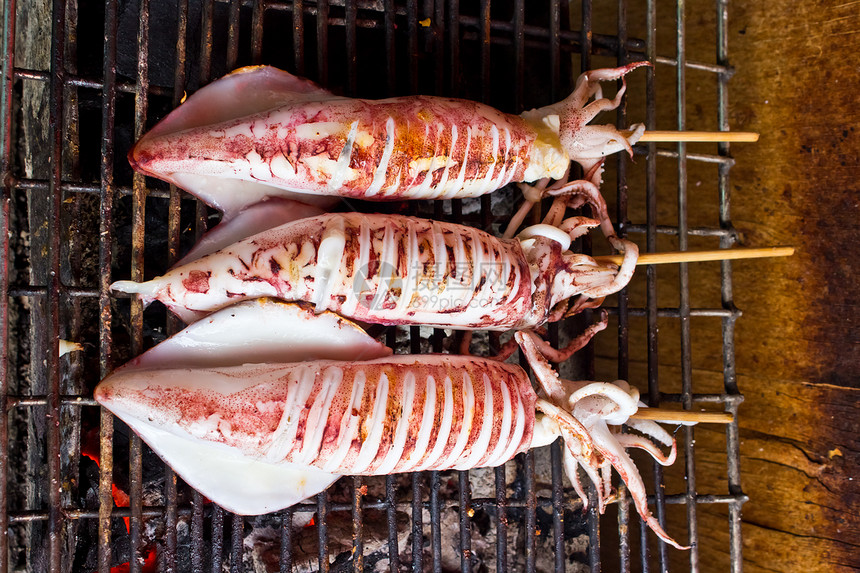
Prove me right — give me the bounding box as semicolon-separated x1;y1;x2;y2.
0;0;748;572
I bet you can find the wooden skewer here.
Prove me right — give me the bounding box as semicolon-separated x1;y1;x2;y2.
630;408;733;425
625;130;760;143
593;246;794;267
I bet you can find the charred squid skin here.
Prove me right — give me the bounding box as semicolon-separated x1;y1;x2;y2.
110;212;628;329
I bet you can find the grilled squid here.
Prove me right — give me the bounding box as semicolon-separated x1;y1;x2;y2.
129;63;647;211
111;211;637;326
94;299;685;549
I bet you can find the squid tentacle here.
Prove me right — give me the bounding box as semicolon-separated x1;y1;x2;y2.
517;326;685;548
517;311;608;364
613;431;678;467
560;61;650;114
587;420;690;550
535;399;594;460
516;330;566;402
562;446;589;509
624;416;676;448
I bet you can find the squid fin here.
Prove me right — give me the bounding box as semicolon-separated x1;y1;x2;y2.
95;299;391;514
121;410;340;516
145;66;333;139
174;199;325;267
121;298;392;371
167;174;339;220
131;66;340;218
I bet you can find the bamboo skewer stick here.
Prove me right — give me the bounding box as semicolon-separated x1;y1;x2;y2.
626;130;760;143
593;246;794;267
631;408;734;425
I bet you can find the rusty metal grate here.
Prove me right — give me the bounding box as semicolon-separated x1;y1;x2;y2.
0;0;748;571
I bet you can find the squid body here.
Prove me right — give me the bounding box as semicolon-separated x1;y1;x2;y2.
112;212;637;326
95;299;685;549
129;63;648;214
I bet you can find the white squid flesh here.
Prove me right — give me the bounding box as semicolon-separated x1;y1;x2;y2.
95;299;685;548
111;212;638;326
129;64;648;213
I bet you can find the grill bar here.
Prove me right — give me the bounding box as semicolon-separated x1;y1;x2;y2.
346;0;358;94
317;490;329;572
555;4;570;565
352;475;364;573
64;0;87;568
251;0;264;63
195;0;213;247
8;38;731;88
195;3;215;566
128;1;151;571
317;0;329;85
550;441;565;573
163;1;190;569
406;0;418;93
0;385;741;417
716;0;746;569
494;464;507;572
0;490;746;521
643;0;670;570
616;0;632;566
675;0;702;568
385;475;400;572
191;491;204;572
279;507;293;573
13;68;176;94
0;1;749;571
411;452;424;570
447;0;458;94
231;514;243;573
429;470;441;573
407;327;423;571
524;450;537;573
164;5;184;568
97;0;118;570
618;485;631;571
226;0;240;67
47;0;68;569
164;470;178;572
0;0;13;570
2;143;734;197
293;0;304;75
458;471;472;573
616;0;630;385
403;326;420;569
223;25;246;573
210;505;224;573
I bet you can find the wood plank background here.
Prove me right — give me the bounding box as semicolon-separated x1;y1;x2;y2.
592;1;859;571
721;2;859;570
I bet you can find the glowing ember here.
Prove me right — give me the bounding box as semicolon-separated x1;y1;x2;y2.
105;546;157;573
81;434;131;533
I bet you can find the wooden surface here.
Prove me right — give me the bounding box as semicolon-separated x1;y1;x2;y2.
725;2;859;570
590;1;859;571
